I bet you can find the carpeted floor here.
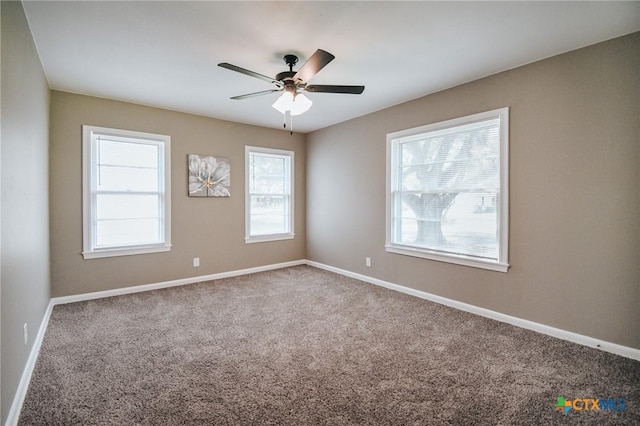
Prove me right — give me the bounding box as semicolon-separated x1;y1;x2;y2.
18;266;640;425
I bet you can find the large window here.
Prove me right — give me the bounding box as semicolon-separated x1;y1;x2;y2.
245;146;294;243
82;125;171;259
386;108;509;272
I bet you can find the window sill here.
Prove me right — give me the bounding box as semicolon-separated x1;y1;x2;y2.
245;233;295;244
385;244;509;273
82;244;171;259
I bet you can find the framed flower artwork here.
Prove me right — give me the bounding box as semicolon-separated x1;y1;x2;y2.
188;154;230;197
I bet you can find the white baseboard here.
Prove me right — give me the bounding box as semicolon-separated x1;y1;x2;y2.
306;260;640;362
5;300;55;426
52;259;306;305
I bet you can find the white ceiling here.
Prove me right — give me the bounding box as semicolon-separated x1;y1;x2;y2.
22;1;640;134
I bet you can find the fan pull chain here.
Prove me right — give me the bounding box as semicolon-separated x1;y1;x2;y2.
282;111;293;135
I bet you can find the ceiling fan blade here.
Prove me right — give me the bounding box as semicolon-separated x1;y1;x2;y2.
293;49;335;83
305;85;365;94
230;89;282;100
218;63;281;86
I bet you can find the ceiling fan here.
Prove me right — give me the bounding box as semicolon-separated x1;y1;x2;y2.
218;49;364;130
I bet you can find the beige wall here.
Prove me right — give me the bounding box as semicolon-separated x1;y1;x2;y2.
307;32;640;350
1;1;51;422
50;91;306;297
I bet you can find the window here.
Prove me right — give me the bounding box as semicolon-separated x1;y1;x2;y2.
82;125;171;259
386;108;509;272
245;146;294;243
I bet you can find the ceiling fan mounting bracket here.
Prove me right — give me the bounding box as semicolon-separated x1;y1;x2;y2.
283;54;299;71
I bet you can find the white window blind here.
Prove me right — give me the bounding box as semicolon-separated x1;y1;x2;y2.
245;146;294;242
83;126;171;259
386;108;509;272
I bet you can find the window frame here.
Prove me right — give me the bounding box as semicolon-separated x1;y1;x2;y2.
82;125;171;259
385;107;509;272
245;146;295;243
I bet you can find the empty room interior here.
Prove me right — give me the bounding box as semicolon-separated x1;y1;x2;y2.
2;1;640;424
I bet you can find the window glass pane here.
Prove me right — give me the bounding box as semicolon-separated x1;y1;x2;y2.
98;139;159;168
97;166;158;192
249;195;287;235
392;115;502;261
246;147;293;241
441;193;498;259
96;219;160;247
250;154;285;194
250;195;287;215
96;194;159;220
250;215;288;236
396;217;418;244
399;121;499;193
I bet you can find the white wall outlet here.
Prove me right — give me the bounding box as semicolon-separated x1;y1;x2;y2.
193;257;200;267
23;323;28;345
365;257;372;267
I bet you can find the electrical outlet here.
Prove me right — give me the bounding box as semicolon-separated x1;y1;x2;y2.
193;257;200;267
365;257;372;267
23;323;28;345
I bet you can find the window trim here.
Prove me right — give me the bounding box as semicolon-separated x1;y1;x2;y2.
385;107;509;272
245;146;295;244
82;125;171;259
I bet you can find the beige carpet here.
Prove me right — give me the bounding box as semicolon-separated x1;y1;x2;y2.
19;266;640;425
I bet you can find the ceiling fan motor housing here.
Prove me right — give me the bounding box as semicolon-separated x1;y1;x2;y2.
276;71;297;82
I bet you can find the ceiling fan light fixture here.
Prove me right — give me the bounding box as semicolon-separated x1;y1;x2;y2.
290;93;312;116
272;91;293;114
272;91;312;116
